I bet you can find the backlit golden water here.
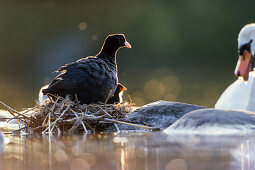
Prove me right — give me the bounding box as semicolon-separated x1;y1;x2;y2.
0;131;254;170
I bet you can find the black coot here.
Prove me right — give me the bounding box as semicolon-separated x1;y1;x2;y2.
42;34;131;104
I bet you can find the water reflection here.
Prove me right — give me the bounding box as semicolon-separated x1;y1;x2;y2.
231;138;255;170
0;132;255;169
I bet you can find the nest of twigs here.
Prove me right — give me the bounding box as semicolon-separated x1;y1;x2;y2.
2;96;139;134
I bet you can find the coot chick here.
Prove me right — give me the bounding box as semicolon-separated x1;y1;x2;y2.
107;83;127;104
42;34;131;104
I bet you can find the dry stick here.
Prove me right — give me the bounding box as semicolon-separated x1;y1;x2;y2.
103;118;162;131
21;105;40;115
67;107;98;133
62;117;78;122
0;100;30;119
7;109;15;117
42;105;56;117
128;95;132;103
0;117;12;120
46;94;64;103
7;116;21;123
71;106;95;134
7;110;28;123
114;123;120;133
0;100;19;114
80;119;88;134
70;109;87;133
62;114;106;122
11;126;27;133
42;101;59;119
90;110;105;116
59;101;66;111
29;112;37;120
51;97;61;111
49;99;65;132
63;108;79;132
88;104;112;118
49;112;59;134
41;112;50;126
81;106;88;116
32;125;47;132
73;114;84;133
57;127;61;136
44;105;71;134
49;116;58;133
42;112;58;134
97;106;112;118
69;113;82;132
68;118;81;133
84;122;95;133
47;113;52;135
41;103;60;126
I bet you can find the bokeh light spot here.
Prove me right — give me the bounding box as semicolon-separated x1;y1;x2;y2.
79;22;87;31
144;79;164;100
132;96;145;106
54;149;67;162
131;91;145;106
71;158;91;170
163;94;176;101
113;137;128;143
72;144;83;156
46;0;56;8
161;75;181;96
81;154;96;167
166;158;187;170
152;68;171;79
92;35;98;40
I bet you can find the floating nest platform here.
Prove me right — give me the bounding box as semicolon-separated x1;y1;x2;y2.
1;97;141;135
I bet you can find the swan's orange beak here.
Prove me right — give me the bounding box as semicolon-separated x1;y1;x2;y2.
234;49;252;81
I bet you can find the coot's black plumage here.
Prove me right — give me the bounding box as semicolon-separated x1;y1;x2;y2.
42;34;131;104
107;83;127;104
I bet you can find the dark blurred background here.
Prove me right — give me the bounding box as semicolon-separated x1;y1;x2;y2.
0;0;254;109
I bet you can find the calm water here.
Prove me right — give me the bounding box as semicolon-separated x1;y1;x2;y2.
0;130;254;170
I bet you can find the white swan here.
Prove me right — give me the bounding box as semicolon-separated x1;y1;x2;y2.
215;72;255;111
215;23;255;111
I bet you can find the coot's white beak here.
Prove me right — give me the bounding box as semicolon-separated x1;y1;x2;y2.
234;49;252;81
124;41;132;48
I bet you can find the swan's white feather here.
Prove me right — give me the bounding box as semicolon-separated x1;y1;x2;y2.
215;72;255;112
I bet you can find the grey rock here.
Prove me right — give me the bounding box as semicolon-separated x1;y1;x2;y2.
107;100;206;132
165;109;255;134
